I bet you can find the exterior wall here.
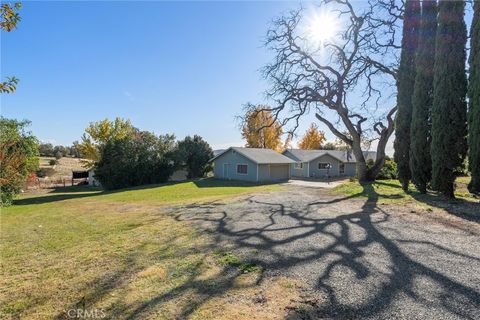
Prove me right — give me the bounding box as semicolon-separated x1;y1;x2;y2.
309;154;341;178
88;170;101;187
290;162;309;177
344;163;357;176
213;149;258;182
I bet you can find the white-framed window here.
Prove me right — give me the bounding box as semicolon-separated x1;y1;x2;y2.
237;164;248;175
318;162;331;170
294;162;303;169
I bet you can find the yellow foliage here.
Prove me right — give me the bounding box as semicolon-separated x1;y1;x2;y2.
78;118;137;167
241;106;283;151
298;123;325;150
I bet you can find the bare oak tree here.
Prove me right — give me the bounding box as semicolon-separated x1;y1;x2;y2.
252;0;402;182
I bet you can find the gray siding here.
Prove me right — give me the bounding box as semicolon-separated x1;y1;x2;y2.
309;154;341;178
290;162;308;177
344;163;356;176
213;149;258;182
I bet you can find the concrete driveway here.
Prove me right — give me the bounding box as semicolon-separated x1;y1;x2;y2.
171;185;480;319
285;178;348;188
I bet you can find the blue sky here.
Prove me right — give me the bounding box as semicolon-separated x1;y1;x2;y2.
1;1;474;152
2;1;311;149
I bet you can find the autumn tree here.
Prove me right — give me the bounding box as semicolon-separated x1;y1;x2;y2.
431;0;468;198
241;105;283;151
0;2;22;94
394;0;420;192
250;0;403;182
78;118;137;167
0;118;39;205
468;0;480;194
298;123;325;149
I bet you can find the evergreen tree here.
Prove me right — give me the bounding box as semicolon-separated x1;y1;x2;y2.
410;0;437;194
431;0;468;198
468;1;480;194
394;0;420;192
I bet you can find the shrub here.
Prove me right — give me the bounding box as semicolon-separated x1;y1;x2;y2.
366;158;398;180
0;118;39;206
49;159;57;166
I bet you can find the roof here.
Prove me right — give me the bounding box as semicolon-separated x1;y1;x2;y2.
283;149;376;163
211;147;296;164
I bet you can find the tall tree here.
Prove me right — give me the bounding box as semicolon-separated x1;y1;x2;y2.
0;2;21;94
241;105;283;151
78;118;137;167
177;135;214;179
250;0;404;182
298;123;325;150
409;0;437;194
394;0;420;192
431;0;468;198
468;1;480;194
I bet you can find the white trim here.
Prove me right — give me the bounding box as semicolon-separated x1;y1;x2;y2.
256;164;259;181
236;163;249;175
307;162;310;178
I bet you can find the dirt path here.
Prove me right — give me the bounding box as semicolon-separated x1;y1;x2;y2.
171;185;480;319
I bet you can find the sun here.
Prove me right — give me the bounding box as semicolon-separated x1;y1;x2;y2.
306;12;338;45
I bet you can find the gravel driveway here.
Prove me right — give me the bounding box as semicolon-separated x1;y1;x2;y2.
172;185;480;319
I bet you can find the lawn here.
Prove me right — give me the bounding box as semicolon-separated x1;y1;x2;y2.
333;177;479;217
0;179;301;320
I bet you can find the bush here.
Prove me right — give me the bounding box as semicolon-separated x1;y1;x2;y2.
49;159;57;166
95;131;177;190
0;118;39;206
367;158;398;180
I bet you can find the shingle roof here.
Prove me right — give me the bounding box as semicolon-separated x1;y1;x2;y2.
283;149;376;163
211;147;296;164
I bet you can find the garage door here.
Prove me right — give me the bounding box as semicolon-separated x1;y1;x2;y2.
270;164;290;180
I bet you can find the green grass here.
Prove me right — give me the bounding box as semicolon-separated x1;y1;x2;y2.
333;178;479;216
0;179;282;319
13;178;281;206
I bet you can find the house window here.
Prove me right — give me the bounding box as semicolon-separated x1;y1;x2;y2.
237;164;248;175
318;162;331;170
294;162;303;169
339;163;345;174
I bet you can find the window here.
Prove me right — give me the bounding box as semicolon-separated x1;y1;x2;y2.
318;162;331;170
237;164;248;175
294;162;303;169
339;163;345;174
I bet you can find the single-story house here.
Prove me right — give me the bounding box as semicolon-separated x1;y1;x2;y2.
283;149;376;178
211;147;295;182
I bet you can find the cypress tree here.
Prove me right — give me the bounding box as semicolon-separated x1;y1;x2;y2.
468;1;480;194
394;0;420;192
410;0;437;194
431;0;468;198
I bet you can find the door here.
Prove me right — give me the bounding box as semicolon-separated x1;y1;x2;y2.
223;163;229;179
339;163;345;175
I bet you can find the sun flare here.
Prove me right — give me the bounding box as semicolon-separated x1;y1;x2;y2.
307;12;338;45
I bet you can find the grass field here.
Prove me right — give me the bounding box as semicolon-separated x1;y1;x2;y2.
1;179;301;320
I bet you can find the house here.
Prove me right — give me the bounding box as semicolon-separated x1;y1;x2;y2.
211;147;295;182
283;149;376;178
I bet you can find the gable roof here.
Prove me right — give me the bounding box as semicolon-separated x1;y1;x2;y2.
211;147;295;164
283;149;376;163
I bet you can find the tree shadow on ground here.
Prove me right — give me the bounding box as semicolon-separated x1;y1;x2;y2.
52;183;480;319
